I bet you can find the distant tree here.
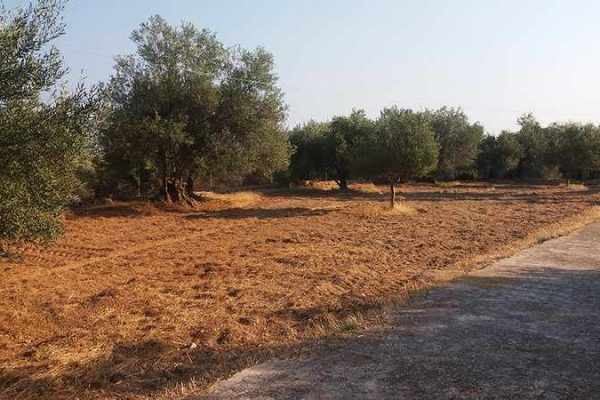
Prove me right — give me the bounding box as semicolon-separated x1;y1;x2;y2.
478;117;600;183
515;113;550;179
324;109;375;190
427;107;483;179
370;107;438;207
288;121;331;182
0;0;97;249
101;16;289;202
476;136;496;179
549;123;600;183
477;132;522;179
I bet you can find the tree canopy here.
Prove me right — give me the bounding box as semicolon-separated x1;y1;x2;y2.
548;123;600;181
325;109;375;190
477;131;522;179
288;120;331;182
0;0;96;247
427;107;483;179
288;110;376;189
477;115;600;182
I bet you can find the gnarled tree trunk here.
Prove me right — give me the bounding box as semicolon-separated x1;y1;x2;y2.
166;177;196;206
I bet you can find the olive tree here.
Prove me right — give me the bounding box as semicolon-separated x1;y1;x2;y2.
0;0;97;250
288;121;331;182
549;123;600;183
101;16;289;202
515;113;550;179
476;132;522;179
427;107;483;179
371;107;438;207
324;109;375;190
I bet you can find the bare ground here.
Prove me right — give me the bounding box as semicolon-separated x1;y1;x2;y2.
1;182;599;399
201;222;600;399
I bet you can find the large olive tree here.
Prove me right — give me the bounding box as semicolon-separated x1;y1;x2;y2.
101;16;290;202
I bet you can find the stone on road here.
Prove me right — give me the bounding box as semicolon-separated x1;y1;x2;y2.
199;223;600;399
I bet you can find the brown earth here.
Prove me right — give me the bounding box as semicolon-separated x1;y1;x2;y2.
1;182;599;400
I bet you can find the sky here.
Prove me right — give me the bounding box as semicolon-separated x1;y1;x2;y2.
8;0;600;133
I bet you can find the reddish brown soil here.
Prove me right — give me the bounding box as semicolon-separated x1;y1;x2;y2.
1;182;599;400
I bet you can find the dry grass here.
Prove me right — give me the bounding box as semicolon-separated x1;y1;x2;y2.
435;180;462;188
531;206;600;243
295;180;340;191
351;182;384;194
196;191;263;208
348;201;416;217
1;182;600;400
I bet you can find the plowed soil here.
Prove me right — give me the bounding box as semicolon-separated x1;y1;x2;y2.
1;182;599;400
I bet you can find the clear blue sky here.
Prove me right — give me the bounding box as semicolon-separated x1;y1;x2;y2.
9;0;600;133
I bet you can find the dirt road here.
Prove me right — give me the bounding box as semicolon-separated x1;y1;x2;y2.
200;223;600;399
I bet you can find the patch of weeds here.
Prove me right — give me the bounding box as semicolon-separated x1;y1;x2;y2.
339;316;361;333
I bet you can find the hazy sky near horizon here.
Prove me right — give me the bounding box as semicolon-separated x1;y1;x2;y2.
9;0;600;133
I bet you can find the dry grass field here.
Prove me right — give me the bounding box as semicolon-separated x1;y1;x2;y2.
1;182;600;400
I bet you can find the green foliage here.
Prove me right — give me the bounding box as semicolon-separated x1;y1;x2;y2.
288;111;375;188
0;0;65;101
325;109;375;189
547;123;600;180
477;132;522;179
0;0;97;245
288;121;331;182
427;107;483;179
515;113;550;179
477;115;600;181
212;46;290;184
370;107;438;183
100;16;290;201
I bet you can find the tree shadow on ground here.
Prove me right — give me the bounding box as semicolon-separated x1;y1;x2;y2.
0;339;305;399
69;203;149;219
0;308;382;400
184;207;334;220
256;187;384;202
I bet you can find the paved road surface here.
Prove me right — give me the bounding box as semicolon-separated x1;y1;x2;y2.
199;223;600;399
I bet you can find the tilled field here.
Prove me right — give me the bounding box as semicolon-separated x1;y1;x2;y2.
1;182;599;400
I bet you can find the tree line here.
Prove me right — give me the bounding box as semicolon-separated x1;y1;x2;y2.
2;0;600;247
289;108;600;202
